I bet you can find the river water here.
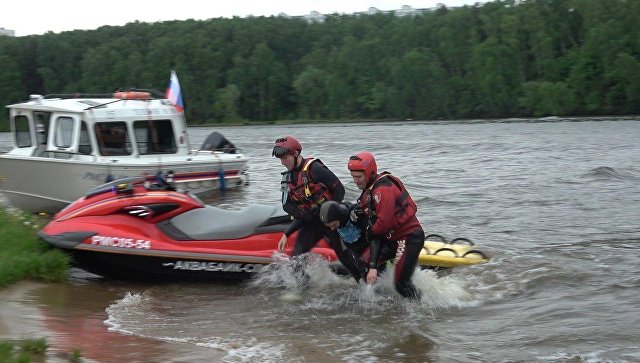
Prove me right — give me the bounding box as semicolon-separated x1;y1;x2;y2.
1;117;639;362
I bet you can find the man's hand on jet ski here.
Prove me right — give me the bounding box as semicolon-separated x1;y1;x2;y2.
278;234;288;252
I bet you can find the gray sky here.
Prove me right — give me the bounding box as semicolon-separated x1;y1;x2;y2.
1;0;481;37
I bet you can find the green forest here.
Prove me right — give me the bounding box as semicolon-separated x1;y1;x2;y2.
1;0;639;124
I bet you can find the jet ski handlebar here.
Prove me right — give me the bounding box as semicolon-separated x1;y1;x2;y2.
85;176;176;199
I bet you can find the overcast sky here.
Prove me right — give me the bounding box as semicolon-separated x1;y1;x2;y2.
1;0;481;37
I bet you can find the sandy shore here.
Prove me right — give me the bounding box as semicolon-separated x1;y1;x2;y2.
0;281;226;362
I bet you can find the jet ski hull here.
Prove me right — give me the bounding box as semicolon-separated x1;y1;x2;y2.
45;241;273;281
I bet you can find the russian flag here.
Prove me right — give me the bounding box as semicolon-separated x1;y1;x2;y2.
165;70;184;112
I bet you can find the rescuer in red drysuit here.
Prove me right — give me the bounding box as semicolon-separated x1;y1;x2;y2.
346;151;425;299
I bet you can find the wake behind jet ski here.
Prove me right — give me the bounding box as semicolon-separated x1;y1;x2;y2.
38;177;489;281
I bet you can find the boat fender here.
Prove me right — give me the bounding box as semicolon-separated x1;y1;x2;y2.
219;165;226;192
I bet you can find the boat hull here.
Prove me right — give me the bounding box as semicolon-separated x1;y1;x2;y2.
0;155;246;213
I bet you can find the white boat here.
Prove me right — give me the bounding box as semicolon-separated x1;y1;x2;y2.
0;90;249;213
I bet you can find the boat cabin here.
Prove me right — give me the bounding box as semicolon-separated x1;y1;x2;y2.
8;92;188;160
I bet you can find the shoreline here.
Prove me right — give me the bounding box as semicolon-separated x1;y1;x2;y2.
187;114;640;127
0;280;227;362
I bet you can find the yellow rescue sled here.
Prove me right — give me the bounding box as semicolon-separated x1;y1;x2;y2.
418;234;490;269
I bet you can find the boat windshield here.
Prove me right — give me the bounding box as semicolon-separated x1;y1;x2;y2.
94;120;177;156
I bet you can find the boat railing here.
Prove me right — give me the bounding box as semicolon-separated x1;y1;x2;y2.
191;149;243;155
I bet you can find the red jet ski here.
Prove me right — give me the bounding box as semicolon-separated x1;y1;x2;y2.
38;178;489;281
37;177;342;281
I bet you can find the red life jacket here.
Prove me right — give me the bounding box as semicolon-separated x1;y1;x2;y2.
286;158;333;211
360;172;418;230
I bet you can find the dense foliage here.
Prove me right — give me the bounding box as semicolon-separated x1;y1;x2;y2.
1;0;639;123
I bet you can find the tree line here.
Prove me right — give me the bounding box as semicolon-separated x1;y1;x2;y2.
1;0;639;124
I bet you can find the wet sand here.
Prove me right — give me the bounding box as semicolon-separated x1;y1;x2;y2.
0;281;226;362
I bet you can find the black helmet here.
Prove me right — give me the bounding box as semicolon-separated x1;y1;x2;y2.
320;201;349;224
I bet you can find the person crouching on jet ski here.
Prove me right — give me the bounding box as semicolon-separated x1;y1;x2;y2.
272;136;366;282
347;151;425;299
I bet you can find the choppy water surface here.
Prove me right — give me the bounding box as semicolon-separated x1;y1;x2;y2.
3;117;640;362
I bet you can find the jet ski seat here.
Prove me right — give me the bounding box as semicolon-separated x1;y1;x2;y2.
168;204;286;240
